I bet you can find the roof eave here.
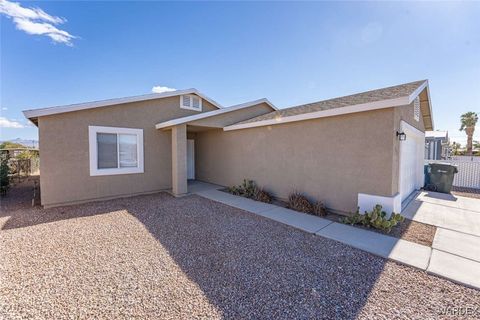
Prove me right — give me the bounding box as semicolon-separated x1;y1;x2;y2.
22;88;223;120
224;96;411;131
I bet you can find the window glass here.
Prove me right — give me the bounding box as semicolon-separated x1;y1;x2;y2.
97;133;118;169
119;134;138;168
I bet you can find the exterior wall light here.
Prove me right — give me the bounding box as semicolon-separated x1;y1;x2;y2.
396;131;406;141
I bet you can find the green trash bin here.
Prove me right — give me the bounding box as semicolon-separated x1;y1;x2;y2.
427;163;458;193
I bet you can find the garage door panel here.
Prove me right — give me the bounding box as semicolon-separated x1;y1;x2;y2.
399;122;425;203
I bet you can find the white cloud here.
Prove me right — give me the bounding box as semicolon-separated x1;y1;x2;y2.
152;86;177;94
0;116;25;128
0;0;76;46
1;107;7;110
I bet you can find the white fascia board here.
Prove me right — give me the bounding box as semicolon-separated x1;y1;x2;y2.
23;89;223;120
407;80;428;104
155;98;277;129
407;80;433;130
223;96;410;131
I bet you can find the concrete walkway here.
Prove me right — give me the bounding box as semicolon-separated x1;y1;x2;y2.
428;227;480;290
194;187;480;290
402;191;480;236
402;191;480;289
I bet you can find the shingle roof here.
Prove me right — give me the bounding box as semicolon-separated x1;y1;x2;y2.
237;80;427;125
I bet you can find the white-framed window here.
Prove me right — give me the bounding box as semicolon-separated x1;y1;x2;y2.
413;96;420;122
180;94;202;111
88;126;144;176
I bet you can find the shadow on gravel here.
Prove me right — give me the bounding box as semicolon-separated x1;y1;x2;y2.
126;193;389;319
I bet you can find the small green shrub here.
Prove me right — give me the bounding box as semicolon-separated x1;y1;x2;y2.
254;188;272;203
287;192;313;213
341;205;405;233
312;201;327;216
0;154;10;196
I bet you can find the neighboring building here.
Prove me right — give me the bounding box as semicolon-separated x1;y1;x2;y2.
425;131;449;160
23;80;434;214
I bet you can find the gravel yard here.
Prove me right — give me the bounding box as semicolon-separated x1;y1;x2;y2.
1;180;479;319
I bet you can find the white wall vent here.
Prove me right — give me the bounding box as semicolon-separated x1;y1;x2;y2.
181;94;202;111
414;96;420;122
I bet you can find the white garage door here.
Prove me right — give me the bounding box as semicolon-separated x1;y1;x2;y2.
399;121;425;202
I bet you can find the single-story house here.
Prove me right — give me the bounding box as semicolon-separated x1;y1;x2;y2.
23;80;433;214
425;131;449;160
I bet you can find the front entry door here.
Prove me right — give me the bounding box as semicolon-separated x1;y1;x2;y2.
187;139;195;180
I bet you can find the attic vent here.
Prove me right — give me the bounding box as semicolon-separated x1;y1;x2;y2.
414;96;420;122
181;94;202;111
192;96;200;109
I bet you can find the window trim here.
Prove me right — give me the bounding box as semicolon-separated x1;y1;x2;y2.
180;94;202;111
88;126;144;176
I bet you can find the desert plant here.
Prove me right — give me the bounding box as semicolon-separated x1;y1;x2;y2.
287;192;313;213
227;185;243;196
341;205;404;233
254;188;272;203
312;201;327;216
240;179;257;198
228;180;273;203
228;179;264;199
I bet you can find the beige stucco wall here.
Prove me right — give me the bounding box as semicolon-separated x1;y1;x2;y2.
196;108;398;214
38;95;217;207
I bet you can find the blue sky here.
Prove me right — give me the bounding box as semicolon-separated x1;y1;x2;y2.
1;1;479;144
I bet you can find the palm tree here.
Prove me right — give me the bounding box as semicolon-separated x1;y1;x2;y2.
459;112;478;156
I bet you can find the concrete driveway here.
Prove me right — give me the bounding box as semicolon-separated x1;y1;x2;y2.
403;191;480;289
